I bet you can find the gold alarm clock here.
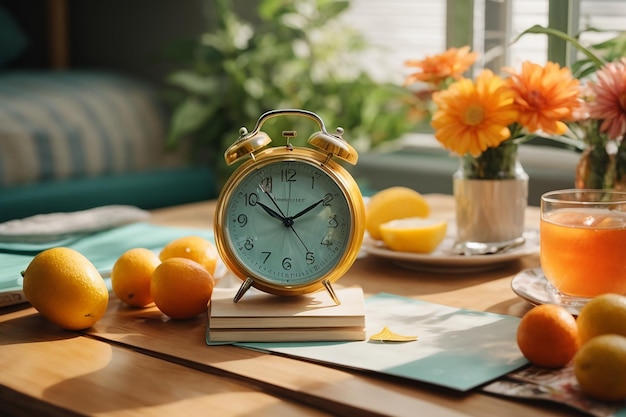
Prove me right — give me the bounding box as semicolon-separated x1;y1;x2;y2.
214;109;365;304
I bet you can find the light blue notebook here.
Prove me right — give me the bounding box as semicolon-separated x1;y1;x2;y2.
0;223;214;307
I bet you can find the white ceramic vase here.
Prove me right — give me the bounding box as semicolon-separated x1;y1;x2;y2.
453;143;528;244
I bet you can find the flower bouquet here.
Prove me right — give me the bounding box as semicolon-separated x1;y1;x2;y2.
518;26;626;190
405;46;582;180
404;44;582;244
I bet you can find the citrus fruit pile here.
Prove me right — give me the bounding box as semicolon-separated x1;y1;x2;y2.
365;186;447;253
112;236;216;319
516;293;626;401
22;235;218;330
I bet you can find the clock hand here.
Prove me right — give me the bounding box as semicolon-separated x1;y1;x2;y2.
289;227;310;253
259;185;287;217
289;193;332;221
290;199;323;220
261;187;309;251
260;188;295;226
256;201;286;223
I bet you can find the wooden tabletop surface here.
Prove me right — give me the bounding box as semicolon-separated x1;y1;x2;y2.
0;194;587;417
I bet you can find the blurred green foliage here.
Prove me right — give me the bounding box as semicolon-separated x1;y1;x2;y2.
161;0;417;179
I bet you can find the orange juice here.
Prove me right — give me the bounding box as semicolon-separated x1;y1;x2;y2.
540;208;626;297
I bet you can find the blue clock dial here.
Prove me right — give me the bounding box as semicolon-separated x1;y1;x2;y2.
224;159;352;286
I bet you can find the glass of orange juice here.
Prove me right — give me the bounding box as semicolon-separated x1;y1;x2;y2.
540;189;626;302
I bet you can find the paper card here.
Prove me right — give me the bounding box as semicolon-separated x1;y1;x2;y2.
483;365;626;417
238;292;528;391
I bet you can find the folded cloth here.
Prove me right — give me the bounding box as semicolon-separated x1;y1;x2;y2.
0;205;150;244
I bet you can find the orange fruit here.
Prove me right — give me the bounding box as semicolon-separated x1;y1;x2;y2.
22;247;109;330
365;187;430;240
151;257;215;320
159;236;219;275
576;293;626;345
379;217;447;253
111;248;161;307
574;334;626;401
516;304;579;368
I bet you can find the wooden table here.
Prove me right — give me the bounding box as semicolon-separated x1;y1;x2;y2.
0;195;585;417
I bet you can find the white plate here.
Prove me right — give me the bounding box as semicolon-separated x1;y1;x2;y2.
361;230;539;273
511;268;589;315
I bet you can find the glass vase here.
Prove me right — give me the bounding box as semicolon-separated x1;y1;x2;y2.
453;142;529;244
575;140;626;191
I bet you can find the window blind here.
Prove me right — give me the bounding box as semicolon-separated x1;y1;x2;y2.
342;0;625;82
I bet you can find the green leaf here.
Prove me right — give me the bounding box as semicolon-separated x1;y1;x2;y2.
258;0;290;20
316;0;350;22
512;25;605;69
166;99;216;148
167;71;218;95
589;31;626;61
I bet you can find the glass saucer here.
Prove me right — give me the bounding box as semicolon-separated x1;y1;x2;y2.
511;268;589;315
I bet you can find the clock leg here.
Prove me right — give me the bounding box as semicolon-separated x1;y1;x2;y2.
323;280;341;306
233;277;254;303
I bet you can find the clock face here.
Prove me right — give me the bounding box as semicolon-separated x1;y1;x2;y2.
223;159;353;287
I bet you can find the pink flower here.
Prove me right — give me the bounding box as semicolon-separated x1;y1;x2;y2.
588;57;626;140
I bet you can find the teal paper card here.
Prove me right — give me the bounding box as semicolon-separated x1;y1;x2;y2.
238;292;528;391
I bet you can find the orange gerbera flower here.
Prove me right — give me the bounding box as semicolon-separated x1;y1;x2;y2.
431;70;518;156
588;57;626;140
405;46;478;87
505;61;581;135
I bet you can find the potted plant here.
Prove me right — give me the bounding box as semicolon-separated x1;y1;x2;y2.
161;0;417;184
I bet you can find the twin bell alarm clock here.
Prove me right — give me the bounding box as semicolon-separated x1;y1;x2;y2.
213;109;365;304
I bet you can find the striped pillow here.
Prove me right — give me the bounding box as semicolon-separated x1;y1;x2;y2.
0;71;170;187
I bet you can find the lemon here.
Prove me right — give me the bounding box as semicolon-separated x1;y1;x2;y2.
111;248;161;308
365;187;430;240
379;217;447;253
151;258;215;320
159;236;219;276
574;334;626;401
576;293;626;345
22;247;109;330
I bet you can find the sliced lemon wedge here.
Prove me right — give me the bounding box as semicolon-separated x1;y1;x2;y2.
379;217;448;254
365;187;430;240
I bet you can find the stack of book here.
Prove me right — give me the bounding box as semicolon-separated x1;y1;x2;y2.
207;286;366;343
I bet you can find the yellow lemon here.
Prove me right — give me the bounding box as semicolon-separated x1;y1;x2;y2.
159;235;219;276
379;217;447;253
111;248;161;307
576;293;626;345
365;187;430;240
574;334;626;401
22;247;109;330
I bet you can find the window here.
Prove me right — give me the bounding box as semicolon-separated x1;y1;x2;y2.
339;1;447;83
342;0;626;83
341;0;625;198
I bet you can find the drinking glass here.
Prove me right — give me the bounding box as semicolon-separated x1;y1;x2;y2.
540;189;626;303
